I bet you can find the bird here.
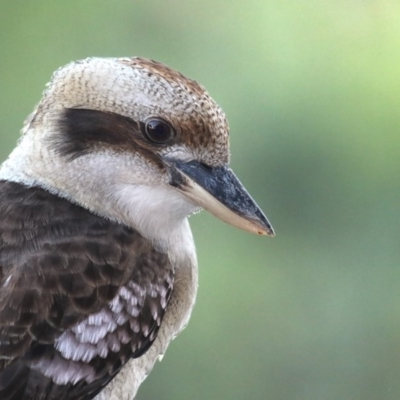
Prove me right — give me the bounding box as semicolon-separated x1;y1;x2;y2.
0;57;274;400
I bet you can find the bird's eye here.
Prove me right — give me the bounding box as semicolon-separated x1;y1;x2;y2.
144;118;174;144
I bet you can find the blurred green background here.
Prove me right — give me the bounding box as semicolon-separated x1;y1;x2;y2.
1;1;399;399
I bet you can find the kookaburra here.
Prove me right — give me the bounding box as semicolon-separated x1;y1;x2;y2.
0;57;274;400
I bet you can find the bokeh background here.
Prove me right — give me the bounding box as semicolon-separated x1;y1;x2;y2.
1;1;399;399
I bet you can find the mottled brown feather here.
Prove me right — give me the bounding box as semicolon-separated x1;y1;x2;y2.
119;57;230;165
0;180;174;399
119;57;206;96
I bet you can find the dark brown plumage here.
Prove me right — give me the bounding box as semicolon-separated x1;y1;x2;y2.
0;180;173;399
53;108;169;167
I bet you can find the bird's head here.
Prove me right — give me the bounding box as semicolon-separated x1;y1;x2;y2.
0;57;274;246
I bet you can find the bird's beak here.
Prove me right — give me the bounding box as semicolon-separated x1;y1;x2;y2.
168;160;274;236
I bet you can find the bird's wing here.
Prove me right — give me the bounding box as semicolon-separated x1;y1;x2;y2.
0;180;174;400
